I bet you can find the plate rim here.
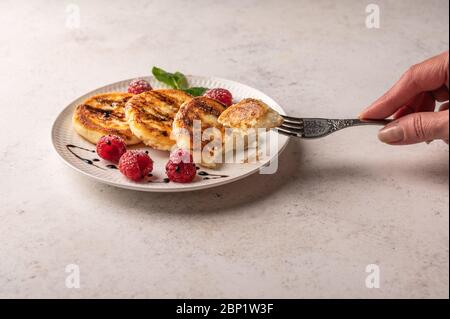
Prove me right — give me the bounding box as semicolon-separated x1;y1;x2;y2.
51;75;289;192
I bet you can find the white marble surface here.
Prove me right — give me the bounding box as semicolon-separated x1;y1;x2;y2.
0;0;448;298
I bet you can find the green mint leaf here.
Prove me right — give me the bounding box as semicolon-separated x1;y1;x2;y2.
183;87;208;96
173;72;189;89
152;66;205;94
152;66;189;89
152;66;178;88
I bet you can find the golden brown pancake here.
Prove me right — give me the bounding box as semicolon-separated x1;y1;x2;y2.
172;96;226;168
125;89;193;151
72;92;140;145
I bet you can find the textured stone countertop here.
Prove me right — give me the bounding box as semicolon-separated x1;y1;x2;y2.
0;0;448;298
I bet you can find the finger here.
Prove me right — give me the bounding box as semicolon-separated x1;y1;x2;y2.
378;110;449;145
360;51;449;119
392;94;422;119
439;102;449;111
393;105;415;119
432;85;450;102
393;92;436;119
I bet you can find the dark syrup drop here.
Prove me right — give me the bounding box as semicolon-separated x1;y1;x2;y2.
106;164;118;169
148;177;170;183
197;171;228;179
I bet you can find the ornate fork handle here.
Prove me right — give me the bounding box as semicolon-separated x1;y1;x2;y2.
302;118;392;139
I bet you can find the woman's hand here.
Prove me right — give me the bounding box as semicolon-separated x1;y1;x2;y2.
360;51;449;145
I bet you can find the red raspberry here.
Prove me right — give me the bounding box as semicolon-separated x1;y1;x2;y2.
96;135;127;163
119;150;153;181
204;88;233;107
128;79;152;94
165;149;196;183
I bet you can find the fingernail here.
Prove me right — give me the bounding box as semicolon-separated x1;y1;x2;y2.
378;125;404;144
358;108;370;119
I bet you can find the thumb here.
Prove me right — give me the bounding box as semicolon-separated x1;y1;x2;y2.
378;110;449;145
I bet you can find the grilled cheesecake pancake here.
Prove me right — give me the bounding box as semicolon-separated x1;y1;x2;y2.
218;98;283;130
172;96;226;168
72;92;140;145
125;89;193;151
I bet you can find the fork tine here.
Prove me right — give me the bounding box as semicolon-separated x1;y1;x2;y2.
281;117;303;125
282;118;303;125
280;122;303;130
275;126;303;137
276;115;304;138
281;114;303;122
274;128;300;137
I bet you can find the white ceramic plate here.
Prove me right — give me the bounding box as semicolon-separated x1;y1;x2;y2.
51;76;289;192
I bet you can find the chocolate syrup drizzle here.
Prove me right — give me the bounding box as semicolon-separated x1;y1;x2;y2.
197;171;229;180
66;144;105;170
66;144;230;182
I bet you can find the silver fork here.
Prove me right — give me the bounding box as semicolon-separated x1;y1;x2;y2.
276;115;392;139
